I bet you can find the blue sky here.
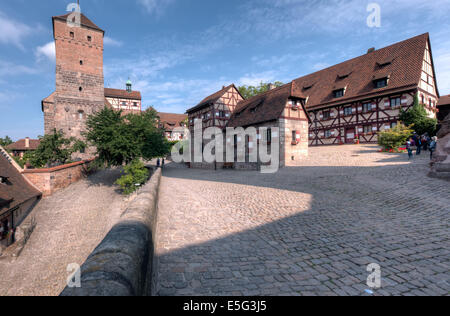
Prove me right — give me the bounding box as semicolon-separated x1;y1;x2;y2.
1;0;450;140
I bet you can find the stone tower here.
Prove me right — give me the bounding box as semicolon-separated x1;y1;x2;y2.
42;12;105;158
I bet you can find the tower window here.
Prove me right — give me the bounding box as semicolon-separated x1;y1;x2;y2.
79;87;83;92
80;60;83;65
70;32;74;38
78;111;84;120
87;36;92;42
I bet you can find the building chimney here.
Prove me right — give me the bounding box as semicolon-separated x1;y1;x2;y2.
367;47;375;54
268;83;276;90
25;137;30;148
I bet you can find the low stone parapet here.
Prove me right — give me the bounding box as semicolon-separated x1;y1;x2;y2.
22;159;94;197
60;168;162;296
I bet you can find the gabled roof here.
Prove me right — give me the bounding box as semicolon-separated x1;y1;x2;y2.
53;13;104;33
104;88;142;100
293;33;431;110
7;139;40;151
227;82;307;128
438;95;450;107
187;84;241;114
158;113;188;131
0;151;41;216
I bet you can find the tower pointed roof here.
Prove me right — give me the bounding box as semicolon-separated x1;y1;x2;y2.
52;12;104;34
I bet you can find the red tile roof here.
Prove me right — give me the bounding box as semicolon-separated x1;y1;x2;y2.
104;88;142;100
7;139;40;151
0;153;41;216
438;95;450;107
53;13;104;33
293;33;431;110
228;82;307;128
158;113;188;131
187;84;238;114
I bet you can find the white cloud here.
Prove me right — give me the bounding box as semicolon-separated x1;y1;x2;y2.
104;36;123;47
0;11;33;49
137;0;174;16
0;60;38;77
238;71;278;86
36;42;55;62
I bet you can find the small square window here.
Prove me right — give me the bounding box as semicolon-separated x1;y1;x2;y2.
363;126;372;134
322;110;331;120
334;89;345;98
363;102;372;112
390;97;401;107
87;36;92;42
325;130;332;138
375;78;388;88
70;32;74;38
344;107;353;116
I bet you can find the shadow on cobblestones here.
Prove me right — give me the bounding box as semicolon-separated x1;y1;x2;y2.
154;153;449;296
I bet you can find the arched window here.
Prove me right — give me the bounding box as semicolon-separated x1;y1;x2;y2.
78;110;84;120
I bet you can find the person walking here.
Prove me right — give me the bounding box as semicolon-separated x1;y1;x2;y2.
429;136;438;160
157;158;161;168
406;137;415;160
412;133;422;155
162;158;165;169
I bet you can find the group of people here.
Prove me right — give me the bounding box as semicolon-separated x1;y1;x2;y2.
406;132;438;160
156;158;165;168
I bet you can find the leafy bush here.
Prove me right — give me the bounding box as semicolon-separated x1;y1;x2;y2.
378;123;413;150
115;160;150;195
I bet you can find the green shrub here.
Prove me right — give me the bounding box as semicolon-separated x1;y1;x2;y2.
115;160;150;195
399;94;437;136
378;124;413;150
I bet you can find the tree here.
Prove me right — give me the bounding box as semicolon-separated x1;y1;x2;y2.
378;123;413;151
30;129;86;168
0;136;13;147
399;94;437;136
238;81;284;99
85;107;170;167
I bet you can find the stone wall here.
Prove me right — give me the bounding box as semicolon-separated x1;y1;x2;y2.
60;168;162;296
429;113;450;180
22;160;94;197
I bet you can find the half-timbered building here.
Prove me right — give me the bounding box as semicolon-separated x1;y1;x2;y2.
157;112;188;141
105;81;142;115
299;33;439;146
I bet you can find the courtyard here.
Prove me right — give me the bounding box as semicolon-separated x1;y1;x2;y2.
155;144;450;296
0;169;126;296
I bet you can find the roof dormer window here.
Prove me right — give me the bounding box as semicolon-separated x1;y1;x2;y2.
333;89;345;98
375;78;388;88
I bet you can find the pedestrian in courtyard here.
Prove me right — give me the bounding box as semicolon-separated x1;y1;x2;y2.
406;137;415;160
162;158;165;169
429;136;438;160
412;133;422;155
157;158;161;168
421;133;430;151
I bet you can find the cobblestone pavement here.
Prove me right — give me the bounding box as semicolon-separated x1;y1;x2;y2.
0;169;126;296
155;145;450;296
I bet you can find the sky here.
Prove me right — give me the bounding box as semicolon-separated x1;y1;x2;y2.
1;0;450;140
